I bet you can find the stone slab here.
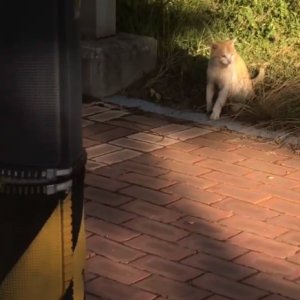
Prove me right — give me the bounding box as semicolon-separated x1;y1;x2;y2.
81;33;157;98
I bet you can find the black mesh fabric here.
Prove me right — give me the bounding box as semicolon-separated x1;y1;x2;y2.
0;0;82;169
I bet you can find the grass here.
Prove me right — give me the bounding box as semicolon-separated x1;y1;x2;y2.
116;0;300;132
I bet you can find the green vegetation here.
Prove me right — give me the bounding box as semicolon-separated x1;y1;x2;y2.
116;0;300;131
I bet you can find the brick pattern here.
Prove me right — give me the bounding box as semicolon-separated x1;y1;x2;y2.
84;186;132;206
124;217;189;242
160;171;218;190
90;127;136;143
120;185;179;205
173;216;240;241
167;127;212;140
94;148;141;165
110;137;163;152
152;147;203;164
191;146;246;163
179;234;248;260
85;173;129;192
229;232;298;258
117;160;169;177
85;218;139;242
186;136;239;151
136;275;211;300
125;235;194;261
85;160;105;172
196;158;249;176
245;170;299;188
118;172;176;190
235;251;300;280
232;146;287;162
277;231;300;246
83;103;300;300
208;184;271;204
83;105;109;116
164;183;222;204
245;273;300;299
203;170;261;189
120;200;182;223
150;123;190;135
82;122;114;137
85;202;135;224
86;143;120;158
214;198;279;220
169;199;231;222
237;158;293;176
193;273;268;300
206;296;231;300
128;132;178;146
182;252;256;280
131;255;203;281
86;277;156;300
87;255;150;284
220;215;287;238
88;110;129;122
87;235;144;263
260;197;300;217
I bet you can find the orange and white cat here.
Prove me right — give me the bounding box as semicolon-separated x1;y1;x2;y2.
206;39;264;120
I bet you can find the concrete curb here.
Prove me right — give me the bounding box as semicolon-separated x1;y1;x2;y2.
103;95;300;146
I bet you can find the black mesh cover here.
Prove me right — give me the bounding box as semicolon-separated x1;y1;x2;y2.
0;0;82;169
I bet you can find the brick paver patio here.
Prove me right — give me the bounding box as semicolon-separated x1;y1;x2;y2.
83;101;300;300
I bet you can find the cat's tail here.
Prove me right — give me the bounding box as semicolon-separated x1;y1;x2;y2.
252;63;269;86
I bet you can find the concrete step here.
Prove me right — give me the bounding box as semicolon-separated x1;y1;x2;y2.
81;33;157;98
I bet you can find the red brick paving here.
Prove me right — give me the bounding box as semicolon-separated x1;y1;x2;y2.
214;198;279;220
120;185;180;205
90;127;137;143
85;186;133;206
169;199;231;221
244;273;300;299
193;273;268;299
125;235;195;261
86;143;121;159
128;132;178;146
167;127;212;140
118;160;169;176
278;231;300;246
135;275;211;299
220;215;287;239
172;216;240;241
83;103;300;300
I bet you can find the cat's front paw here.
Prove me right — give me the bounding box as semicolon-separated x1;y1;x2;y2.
210;111;220;120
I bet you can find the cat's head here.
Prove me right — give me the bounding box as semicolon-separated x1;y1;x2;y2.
210;39;236;66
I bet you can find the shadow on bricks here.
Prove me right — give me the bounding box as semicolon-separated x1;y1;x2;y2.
82;100;300;300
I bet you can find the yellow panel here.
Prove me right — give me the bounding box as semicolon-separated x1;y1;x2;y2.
0;199;64;300
72;209;86;300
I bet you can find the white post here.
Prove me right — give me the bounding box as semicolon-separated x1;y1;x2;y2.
80;0;116;39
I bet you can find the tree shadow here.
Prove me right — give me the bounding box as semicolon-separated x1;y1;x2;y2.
115;0;216;112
